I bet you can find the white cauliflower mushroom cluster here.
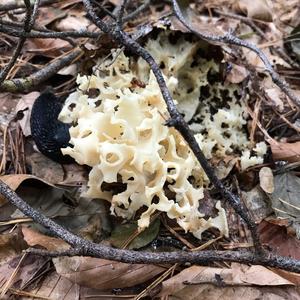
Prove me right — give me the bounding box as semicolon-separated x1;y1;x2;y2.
59;31;266;239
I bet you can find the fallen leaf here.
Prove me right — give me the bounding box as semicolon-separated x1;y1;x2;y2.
0;174;55;206
27;153;65;184
54;256;165;290
22;226;69;251
270;141;300;163
0;254;50;297
159;263;295;299
226;64;249;84
272;268;300;286
35;7;66;26
24;38;71;58
235;0;273;22
259;167;274;193
0;174;109;239
22;228;165;291
259;220;300;260
12;184;109;238
27;269;81;300
0;229;27;264
55;14;90;32
0;93;20;125
58;163;88;186
269;172;300;223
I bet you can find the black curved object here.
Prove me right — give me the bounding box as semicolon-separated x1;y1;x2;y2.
30;92;74;164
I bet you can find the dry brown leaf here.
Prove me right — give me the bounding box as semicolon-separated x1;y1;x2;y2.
29;269;132;300
0;229;27;264
159;263;295;299
22;228;165;290
272;268;300;286
0;254;49;297
0;174;57;206
35;7;66;26
235;0;273;22
259;167;274;193
55;14;90;31
259;220;300;260
270;141;300;163
0;174;50;206
27;270;80;300
226;64;249;84
22;226;69;251
24;38;71;58
27;153;65;184
54;256;165;290
15;92;39;137
58;163;88;186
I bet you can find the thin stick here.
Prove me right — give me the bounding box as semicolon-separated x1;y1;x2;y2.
0;48;83;92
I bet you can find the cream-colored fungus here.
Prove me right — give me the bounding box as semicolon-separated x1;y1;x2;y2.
59;32;266;239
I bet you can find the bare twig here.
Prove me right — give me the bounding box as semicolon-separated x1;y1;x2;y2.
171;0;300;109
116;0;129;28
82;0;264;255
123;0;151;22
0;23;100;39
28;0;41;29
0;48;83;92
0;180;299;273
90;0;117;20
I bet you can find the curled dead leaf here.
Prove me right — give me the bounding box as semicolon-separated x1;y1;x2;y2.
0;174;55;206
54;256;165;290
